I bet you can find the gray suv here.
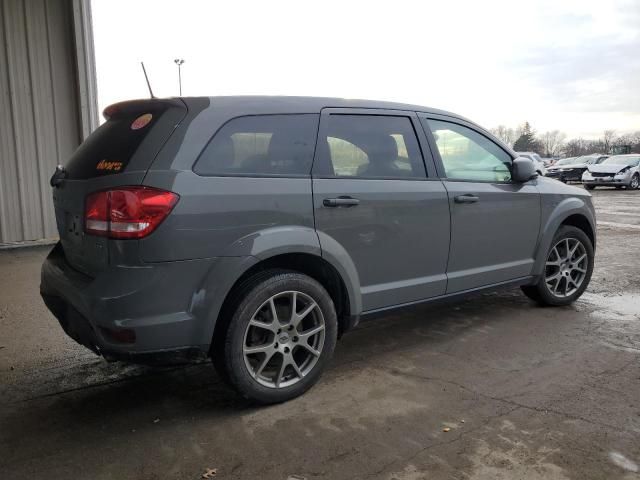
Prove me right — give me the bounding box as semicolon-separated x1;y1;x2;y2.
41;96;596;403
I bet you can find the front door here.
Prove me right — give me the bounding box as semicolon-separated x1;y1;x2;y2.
312;109;451;312
421;116;541;293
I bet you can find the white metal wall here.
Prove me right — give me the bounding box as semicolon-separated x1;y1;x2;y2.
0;0;97;245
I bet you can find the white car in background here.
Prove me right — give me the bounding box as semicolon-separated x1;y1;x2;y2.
582;154;640;190
515;152;547;176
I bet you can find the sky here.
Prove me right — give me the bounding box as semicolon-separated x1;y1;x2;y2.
91;0;640;139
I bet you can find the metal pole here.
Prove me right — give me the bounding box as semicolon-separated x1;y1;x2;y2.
174;59;185;96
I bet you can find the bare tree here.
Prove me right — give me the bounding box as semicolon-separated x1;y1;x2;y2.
602;130;617;154
490;125;517;146
564;138;587;157
540;130;567;157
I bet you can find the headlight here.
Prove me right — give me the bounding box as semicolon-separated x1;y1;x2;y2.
582;171;592;178
616;168;630;176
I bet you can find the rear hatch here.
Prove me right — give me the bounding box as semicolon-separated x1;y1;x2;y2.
52;98;187;276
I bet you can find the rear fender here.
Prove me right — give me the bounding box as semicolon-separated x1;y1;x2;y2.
192;226;361;344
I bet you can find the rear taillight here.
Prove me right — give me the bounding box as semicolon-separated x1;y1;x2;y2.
85;187;179;239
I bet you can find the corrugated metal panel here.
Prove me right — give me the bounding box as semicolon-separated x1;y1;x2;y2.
0;0;87;244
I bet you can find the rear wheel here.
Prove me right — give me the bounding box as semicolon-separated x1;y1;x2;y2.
521;225;594;306
215;270;337;404
584;185;595;190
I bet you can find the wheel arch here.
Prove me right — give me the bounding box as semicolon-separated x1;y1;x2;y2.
209;252;358;355
532;198;596;277
561;213;595;249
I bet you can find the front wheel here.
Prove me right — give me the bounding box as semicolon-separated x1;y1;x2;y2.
631;174;640;190
216;270;337;404
521;225;594;306
584;185;595;190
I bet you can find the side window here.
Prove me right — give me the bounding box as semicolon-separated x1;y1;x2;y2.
319;115;426;179
426;119;512;182
194;114;319;176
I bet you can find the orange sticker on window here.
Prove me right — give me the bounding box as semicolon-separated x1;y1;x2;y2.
97;160;123;171
131;113;152;130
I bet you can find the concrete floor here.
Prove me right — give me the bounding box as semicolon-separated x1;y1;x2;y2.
1;188;639;480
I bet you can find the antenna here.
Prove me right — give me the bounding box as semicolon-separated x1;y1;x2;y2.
140;62;155;98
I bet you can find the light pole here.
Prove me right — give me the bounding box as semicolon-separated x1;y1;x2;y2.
174;59;185;96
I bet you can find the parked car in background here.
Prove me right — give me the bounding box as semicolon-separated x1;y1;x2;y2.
40;96;597;404
582;154;640;190
546;154;608;183
515;152;547;176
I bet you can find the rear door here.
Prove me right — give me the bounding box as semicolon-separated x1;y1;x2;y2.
312;109;450;312
52;99;186;275
420;115;540;293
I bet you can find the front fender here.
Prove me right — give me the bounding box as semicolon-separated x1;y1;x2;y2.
532;196;596;277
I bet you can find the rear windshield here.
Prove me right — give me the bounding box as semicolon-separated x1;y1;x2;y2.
65;111;162;179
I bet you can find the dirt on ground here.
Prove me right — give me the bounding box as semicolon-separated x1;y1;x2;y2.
1;188;639;480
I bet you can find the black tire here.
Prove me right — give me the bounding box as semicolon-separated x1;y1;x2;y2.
521;225;594;306
215;270;337;404
631;174;640;190
584;184;595;190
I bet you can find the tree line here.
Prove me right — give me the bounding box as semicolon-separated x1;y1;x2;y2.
489;122;640;157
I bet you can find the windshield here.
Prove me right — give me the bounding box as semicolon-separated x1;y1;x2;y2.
575;155;600;164
601;155;640;165
556;157;580;165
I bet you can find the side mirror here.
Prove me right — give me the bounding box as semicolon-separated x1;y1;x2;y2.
512;157;538;182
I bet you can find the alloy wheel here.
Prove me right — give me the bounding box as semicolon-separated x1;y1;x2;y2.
631;175;639;189
545;238;588;298
242;291;325;389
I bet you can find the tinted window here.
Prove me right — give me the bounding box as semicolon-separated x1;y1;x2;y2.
195;114;319;176
318;115;426;179
427;120;512;182
66;111;163;179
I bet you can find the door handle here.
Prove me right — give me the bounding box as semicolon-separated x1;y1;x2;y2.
454;194;479;204
323;197;360;207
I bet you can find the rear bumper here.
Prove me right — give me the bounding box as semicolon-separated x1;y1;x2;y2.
40;242;219;363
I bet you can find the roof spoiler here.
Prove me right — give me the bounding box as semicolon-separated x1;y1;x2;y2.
102;98;185;121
